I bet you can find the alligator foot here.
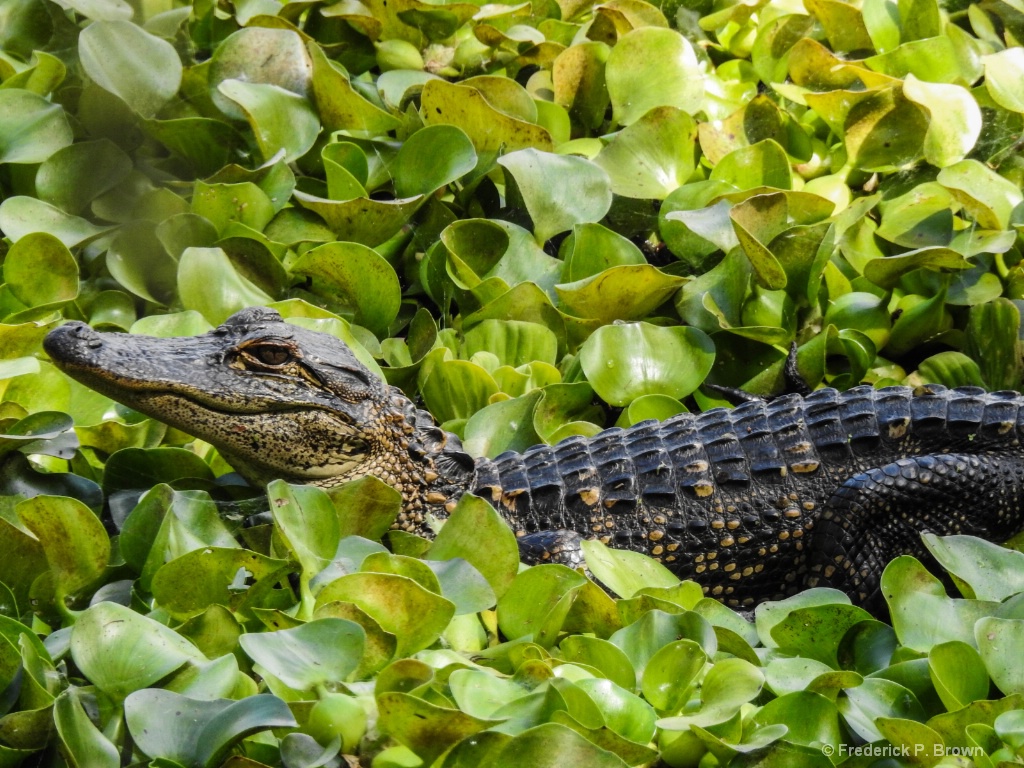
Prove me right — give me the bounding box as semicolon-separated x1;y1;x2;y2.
707;342;813;405
806;453;1024;617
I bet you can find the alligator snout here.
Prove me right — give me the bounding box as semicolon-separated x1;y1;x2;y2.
43;321;105;364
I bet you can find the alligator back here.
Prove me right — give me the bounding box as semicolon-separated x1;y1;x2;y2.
471;385;1024;609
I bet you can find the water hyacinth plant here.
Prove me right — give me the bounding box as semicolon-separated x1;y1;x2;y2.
1;0;1024;761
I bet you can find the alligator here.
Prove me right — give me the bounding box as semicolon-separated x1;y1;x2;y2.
44;307;1024;614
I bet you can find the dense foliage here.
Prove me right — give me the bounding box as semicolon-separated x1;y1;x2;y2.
1;0;1024;762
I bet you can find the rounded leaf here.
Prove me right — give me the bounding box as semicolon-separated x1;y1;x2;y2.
498;148;612;244
606;27;702;125
975;617;1024;695
209;27;313;120
239;618;365;691
0;89;72;164
982;47;1024;113
79;21;182;118
593;107;698;199
290;242;402;337
579;323;715;406
393;125;477;198
35;139;133;214
71;602;204;701
218;80;320;163
177;247;275;325
902;75;981;168
314;572;455;657
3;232;78;307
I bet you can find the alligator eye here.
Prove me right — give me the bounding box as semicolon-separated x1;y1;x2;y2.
246;344;293;367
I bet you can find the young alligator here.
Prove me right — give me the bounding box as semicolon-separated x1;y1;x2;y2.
44;307;1024;613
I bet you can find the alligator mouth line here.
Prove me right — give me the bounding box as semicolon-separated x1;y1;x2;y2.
132;389;344;420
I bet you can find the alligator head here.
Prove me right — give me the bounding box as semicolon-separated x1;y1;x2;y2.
44;307;475;531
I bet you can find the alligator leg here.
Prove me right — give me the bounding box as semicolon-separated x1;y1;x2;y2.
805;453;1024;616
706;342;813;404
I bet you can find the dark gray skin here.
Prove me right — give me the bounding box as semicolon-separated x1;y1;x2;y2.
45;308;1024;614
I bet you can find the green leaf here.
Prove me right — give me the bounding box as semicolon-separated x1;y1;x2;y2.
328;475;402;540
710;140;793;190
303;693;368;753
579;323;715;406
106;221;179;305
556;265;687;323
463;391;543;459
914;351;985;388
78;21;182;118
882;555;1000;652
965;299;1021;390
239;618;365;691
581;539;680;598
377;692;499;765
151;547;293;620
553;41;611;131
35;139;133;214
315;572;455;657
560;636;637;691
0;89;72;164
863;247;971;289
838;677;925;742
875;718;946;767
641;639;707;712
491;723;629;768
928;640;990;711
845;87;927;171
982;47;1024;114
902;76;981;168
976;618;1024;695
752;691;842;749
3;232;78;307
464;320;558;368
421;79;553;153
393;125;477;198
421;359;499;422
561;223;646;283
449;668;526;719
575;677;656;743
769;604;874;668
498;148;612;244
208;27;313;121
496;564;588;646
290;242;401;337
177;247;275;326
71;602;204;702
191;181;275;234
0;197;110;248
923;533;1024;602
605;27;702;125
592;107;697;199
293;191;426;248
937;159;1024;230
125;690;297;768
426;558;496;615
308;42;400;134
428;493;520;599
53;688;119;768
17;496;108;607
217;80;320;164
